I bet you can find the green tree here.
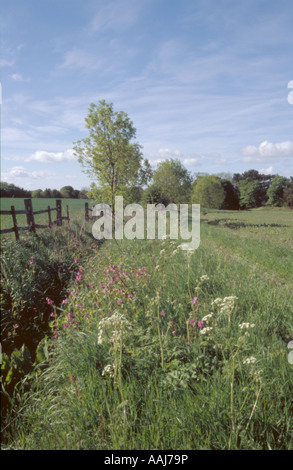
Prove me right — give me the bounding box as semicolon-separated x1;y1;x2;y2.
73;100;152;210
238;179;266;209
221;180;240;210
142;183;171;206
42;188;52;198
283;179;293;209
51;189;62;198
60;186;75;198
31;189;43;198
152;158;193;204
79;187;90;199
191;175;225;209
267;175;289;206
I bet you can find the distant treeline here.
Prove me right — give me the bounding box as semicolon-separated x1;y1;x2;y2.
0;183;89;199
2;167;293;210
140;165;293;210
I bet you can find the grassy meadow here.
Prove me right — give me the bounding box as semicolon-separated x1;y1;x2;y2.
0;198;87;235
1;204;293;450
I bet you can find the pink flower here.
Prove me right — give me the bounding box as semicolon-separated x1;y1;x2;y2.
192;297;198;305
74;257;78;263
46;297;54;305
160;310;166;317
50;312;55;317
190;319;195;325
197;321;204;328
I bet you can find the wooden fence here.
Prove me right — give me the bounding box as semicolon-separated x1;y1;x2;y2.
0;199;70;241
85;202;113;221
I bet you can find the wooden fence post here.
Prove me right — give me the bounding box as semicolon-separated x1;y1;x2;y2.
66;205;70;225
11;206;19;241
24;199;36;233
85;202;89;222
48;206;52;227
56;200;62;226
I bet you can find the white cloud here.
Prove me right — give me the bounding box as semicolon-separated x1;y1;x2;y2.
10;73;24;81
183;158;201;167
0;58;14;67
25;149;76;163
2;166;56;180
148;148;183;160
260;166;274;175
240;140;293;162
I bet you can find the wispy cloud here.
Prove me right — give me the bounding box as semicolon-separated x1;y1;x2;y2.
59;49;102;70
90;0;144;33
10;73;30;82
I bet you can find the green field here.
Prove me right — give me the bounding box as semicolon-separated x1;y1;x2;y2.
1;206;293;449
0;198;89;235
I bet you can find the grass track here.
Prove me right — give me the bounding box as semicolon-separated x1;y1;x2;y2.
1;207;293;450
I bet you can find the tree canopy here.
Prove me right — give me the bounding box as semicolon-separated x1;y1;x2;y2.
73;100;152;208
191;175;225;209
151;158;193;205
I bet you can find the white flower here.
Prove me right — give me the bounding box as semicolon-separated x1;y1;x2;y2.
200;327;213;335
178;243;195;255
97;312;132;346
239;322;256;329
102;364;115;377
201;313;214;322
243;356;257;365
200;275;209;281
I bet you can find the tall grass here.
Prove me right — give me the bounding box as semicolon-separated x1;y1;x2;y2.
1;209;293;449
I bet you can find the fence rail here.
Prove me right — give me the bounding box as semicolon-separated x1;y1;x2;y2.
0;199;70;241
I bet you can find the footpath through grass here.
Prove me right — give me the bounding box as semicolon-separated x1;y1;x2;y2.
1;208;293;450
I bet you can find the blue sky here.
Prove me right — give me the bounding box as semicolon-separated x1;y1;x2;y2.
1;0;293;190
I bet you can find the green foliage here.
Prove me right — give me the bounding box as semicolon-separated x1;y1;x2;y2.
31;189;43;198
151;158;193;204
141;183;171;206
221;180;240;210
238;179;267;209
73;100;152;208
192;175;225;208
2;209;293;450
0;182;31;198
60;186;78;199
283;180;293;209
267;176;289;206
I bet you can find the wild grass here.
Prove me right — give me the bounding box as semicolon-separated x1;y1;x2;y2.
0;198;87;234
1;208;293;450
